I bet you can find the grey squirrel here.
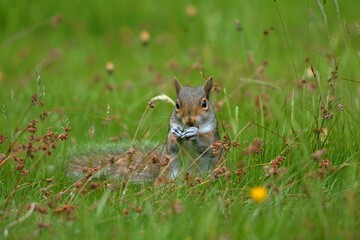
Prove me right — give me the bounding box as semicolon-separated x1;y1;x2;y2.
67;76;222;182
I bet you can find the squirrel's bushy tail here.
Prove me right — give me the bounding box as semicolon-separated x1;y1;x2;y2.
67;142;168;182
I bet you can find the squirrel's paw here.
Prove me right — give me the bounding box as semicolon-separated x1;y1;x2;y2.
181;127;199;140
171;125;183;138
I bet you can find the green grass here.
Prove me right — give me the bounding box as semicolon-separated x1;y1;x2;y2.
1;0;360;239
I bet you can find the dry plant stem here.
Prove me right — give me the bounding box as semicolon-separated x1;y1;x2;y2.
340;77;360;84
120;144;163;205
6;104;33;155
250;122;286;141
310;64;327;107
232;122;252;141
135;126;151;146
176;145;214;181
0;152;18;168
119;179;129;206
274;1;299;82
3;203;36;230
131;105;149;147
316;0;329;38
69;175;95;204
1;14;62;49
278;128;305;156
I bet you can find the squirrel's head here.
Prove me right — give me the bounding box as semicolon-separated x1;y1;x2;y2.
173;77;214;127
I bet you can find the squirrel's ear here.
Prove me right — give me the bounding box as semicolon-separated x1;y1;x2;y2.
203;76;213;99
174;77;182;95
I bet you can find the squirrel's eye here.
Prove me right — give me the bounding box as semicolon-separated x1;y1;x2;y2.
175;101;180;110
201;99;207;108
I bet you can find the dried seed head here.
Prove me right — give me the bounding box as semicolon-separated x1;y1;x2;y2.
123;208;129;216
242;138;263;155
195;177;202;184
51;14;63;27
319;159;332;168
39;111;48;120
151;154;160;164
172;200;184;214
161;154;170;167
311;149;327;161
0;134;6;144
126;147;135;157
90;182;100;190
59;133;68;141
337;103;344;110
109;156;115;165
31;94;38;105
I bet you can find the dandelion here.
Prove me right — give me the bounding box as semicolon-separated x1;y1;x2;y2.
250;186;268;203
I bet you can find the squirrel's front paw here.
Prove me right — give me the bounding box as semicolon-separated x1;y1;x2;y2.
171;125;183;138
181;127;199;140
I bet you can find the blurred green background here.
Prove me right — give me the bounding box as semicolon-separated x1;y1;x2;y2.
1;1;359;144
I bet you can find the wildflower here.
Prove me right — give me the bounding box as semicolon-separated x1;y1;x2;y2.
250;186;268;203
185;4;197;18
140;30;150;45
106;61;115;75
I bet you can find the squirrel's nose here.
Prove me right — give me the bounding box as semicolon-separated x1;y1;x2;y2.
184;117;196;126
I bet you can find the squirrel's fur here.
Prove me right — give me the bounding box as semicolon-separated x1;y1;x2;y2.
67;77;222;182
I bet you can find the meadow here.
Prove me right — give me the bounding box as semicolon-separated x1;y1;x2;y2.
0;0;359;239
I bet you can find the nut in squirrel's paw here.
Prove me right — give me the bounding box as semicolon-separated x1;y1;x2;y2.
171;125;183;138
180;126;199;140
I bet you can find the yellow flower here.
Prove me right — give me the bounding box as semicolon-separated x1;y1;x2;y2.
250;186;268;203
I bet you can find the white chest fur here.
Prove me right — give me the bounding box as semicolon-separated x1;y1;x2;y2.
198;121;214;134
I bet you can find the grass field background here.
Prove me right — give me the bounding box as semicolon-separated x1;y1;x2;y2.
1;0;360;239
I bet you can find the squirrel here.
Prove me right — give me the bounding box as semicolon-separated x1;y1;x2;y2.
67;76;222;182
